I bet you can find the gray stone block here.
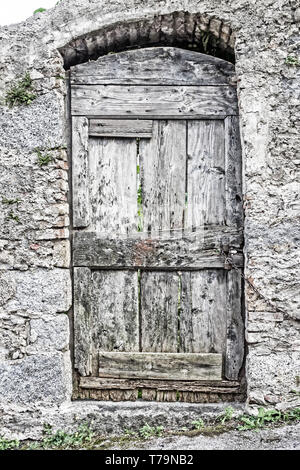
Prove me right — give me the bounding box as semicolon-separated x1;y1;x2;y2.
0;353;72;405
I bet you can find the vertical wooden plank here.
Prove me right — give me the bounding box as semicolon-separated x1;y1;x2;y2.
179;270;227;354
141;389;157;400
225;116;243;227
186;120;226;230
225;269;244;380
74;269;139;376
74;267;93;376
91;270;139;353
140;271;180;352
72;117;90;228
88;137;138;235
139;120;186;236
109;389;138;401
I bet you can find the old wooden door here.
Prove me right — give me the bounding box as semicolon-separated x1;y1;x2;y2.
70;47;244;402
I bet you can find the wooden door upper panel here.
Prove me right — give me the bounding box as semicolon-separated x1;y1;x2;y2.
72;117;243;238
71;84;237;118
70;47;238;118
70;47;236;86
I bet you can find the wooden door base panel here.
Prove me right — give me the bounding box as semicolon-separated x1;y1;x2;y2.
74;377;245;403
98;352;222;381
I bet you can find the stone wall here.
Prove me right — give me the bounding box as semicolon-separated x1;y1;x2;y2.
0;0;299;438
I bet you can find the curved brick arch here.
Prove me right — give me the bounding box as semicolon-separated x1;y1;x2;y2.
60;12;236;69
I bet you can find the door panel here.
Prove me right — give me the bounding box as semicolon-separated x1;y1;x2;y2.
71;47;244;402
140;120;186;235
88;137;138;234
179;270;227;354
186;120;226;228
140;271;180;352
98;352;222;381
73;228;243;269
74;267;139;376
71;84;238;118
72;116;90;228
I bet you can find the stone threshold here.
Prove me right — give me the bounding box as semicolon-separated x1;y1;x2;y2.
0;401;245;441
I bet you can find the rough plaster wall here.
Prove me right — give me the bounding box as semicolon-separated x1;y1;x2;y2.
0;0;299;436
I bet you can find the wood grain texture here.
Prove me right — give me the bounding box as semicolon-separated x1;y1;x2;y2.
72;229;244;268
140;271;180;352
72;117;90;228
70;47;236;86
71;85;238;118
71;47;244;398
80;376;240;392
179;271;227;354
89;119;153;138
186;120;226;230
225;269;244;380
74;267;93;376
98;352;222;381
225;116;243;227
140;120;186;235
77;386;245;402
79;388;138;401
88;137;138;234
74;268;139;376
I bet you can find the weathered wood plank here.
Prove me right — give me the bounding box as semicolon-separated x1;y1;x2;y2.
140;120;186;235
74;268;139;376
140;389;157;400
109;390;138;401
71;85;238;118
98;352;222;381
179;271;227;354
80;377;240;393
225;116;243;227
89;119;153;138
73;229;243;268
225;269;244;380
72;117;90;228
186;120;226;230
71;47;236;86
88;270;139;351
74;267;93;376
88;137;138;234
78;387;244;402
140;271;180;352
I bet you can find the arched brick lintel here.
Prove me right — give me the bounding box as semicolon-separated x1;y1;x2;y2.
60;11;236;70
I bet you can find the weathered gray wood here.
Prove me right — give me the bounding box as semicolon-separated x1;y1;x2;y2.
186;120;226;230
74;268;139;376
98;352;222;381
74;267;93;376
225;116;243;227
71;85;238;118
72;117;90;228
225;269;244;380
140;271;180;352
179;271;227;353
88;137;138;233
80;377;240;393
89;270;139;351
71;47;244;397
140;120;186;235
89;119;153;138
141;389;157;400
71;47;236;86
83;388;138;401
72;229;244;268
